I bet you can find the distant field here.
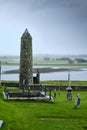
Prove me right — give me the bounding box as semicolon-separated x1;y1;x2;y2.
2;58;87;74
0;86;87;130
33;59;68;65
33;58;87;66
1;56;87;66
41;80;87;86
1;80;87;86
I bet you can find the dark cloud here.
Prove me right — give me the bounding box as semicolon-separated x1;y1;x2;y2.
28;0;87;9
1;0;87;20
30;0;87;21
0;0;87;55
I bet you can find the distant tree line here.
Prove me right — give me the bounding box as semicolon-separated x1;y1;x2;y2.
43;57;87;64
75;58;87;63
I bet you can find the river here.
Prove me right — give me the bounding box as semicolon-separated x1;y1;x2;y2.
1;65;87;81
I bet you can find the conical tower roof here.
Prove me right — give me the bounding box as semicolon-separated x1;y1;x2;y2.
21;28;32;39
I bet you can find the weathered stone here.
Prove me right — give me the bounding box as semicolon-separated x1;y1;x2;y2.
19;28;33;88
0;120;3;128
66;72;72;100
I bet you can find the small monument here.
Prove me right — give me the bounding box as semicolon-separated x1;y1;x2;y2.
66;71;72;100
33;69;40;84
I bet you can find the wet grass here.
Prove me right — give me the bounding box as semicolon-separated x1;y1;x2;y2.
0;86;87;130
41;80;87;86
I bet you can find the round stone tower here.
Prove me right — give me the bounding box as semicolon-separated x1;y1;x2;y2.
19;28;33;88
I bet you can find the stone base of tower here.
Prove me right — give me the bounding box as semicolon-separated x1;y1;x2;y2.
19;72;40;89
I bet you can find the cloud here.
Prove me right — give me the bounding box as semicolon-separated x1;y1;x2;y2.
0;0;87;24
0;0;87;55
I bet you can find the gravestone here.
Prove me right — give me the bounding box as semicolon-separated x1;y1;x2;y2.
74;94;80;108
0;120;3;128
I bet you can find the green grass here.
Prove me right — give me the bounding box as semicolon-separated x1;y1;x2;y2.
41;80;87;86
33;59;68;65
0;86;87;130
1;80;87;86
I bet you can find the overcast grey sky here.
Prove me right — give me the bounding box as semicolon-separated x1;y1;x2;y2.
0;0;87;56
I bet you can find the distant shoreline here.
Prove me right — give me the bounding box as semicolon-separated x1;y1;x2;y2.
2;67;83;74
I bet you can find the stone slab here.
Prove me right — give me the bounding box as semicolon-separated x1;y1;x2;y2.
0;120;3;128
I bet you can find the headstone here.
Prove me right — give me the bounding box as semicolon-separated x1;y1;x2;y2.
0;120;3;128
74;94;80;108
58;86;60;95
54;89;56;98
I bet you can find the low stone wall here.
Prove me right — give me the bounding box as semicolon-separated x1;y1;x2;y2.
1;82;19;87
1;82;87;90
71;86;87;90
41;85;87;91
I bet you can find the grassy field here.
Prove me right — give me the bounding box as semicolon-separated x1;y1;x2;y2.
41;80;87;86
2;80;87;86
0;86;87;130
1;56;87;66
